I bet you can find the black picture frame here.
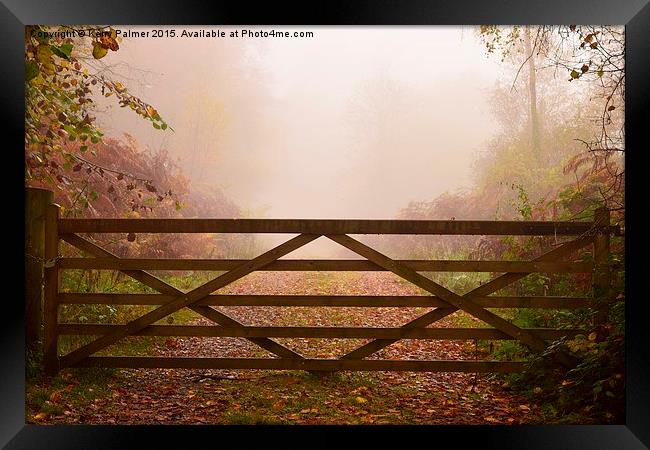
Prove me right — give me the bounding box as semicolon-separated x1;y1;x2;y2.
3;1;648;448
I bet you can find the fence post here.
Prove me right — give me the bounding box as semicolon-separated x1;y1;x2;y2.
44;202;61;375
25;188;54;351
593;207;611;336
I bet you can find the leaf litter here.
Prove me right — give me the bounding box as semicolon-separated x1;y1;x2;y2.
27;272;544;425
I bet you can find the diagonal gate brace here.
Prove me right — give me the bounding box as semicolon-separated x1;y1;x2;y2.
59;233;319;368
327;234;584;368
339;235;593;361
60;234;307;362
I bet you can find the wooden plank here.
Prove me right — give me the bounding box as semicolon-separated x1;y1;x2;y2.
469;236;596;298
25;187;54;350
341;237;595;361
43;203;60;375
58;234;319;369
328;235;555;352
57;293;591;309
342;236;595;361
59;258;595;273
72;357;525;373
328;234;579;367
60;233;307;361
58;218;619;236
594;208;612;332
58;324;583;340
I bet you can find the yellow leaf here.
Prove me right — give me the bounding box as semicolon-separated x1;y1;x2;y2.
588;332;597;341
36;45;53;64
33;412;48;421
355;396;367;404
31;74;45;86
92;41;108;60
533;387;542;394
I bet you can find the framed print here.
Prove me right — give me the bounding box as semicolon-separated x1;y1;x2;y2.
3;0;649;448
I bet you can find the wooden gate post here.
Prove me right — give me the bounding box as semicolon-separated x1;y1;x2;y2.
25;188;54;351
44;202;61;375
593;207;612;333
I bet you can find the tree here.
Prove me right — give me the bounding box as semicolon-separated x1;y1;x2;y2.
523;26;542;159
25;25;172;215
478;25;624;212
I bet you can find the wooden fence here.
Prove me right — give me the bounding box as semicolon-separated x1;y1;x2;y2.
25;188;622;375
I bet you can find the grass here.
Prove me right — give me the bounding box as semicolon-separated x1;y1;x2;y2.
26;367;118;422
222;411;285;425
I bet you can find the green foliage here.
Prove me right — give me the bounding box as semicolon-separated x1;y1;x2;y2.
25;25;172;215
504;329;624;423
223;411;284;425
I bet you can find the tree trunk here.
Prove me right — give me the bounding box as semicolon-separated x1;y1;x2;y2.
524;26;542;161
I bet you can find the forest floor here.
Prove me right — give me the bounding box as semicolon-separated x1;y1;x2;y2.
26;271;558;425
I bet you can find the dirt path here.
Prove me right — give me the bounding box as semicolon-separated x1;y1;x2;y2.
29;272;545;425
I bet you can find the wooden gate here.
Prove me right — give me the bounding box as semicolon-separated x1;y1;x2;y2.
27;191;621;375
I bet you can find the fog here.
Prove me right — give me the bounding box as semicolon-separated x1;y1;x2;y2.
96;26;503;218
93;27;505;257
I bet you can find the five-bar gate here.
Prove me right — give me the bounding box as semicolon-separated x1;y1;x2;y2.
27;191;621;375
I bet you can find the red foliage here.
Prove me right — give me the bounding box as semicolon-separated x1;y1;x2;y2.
27;134;245;259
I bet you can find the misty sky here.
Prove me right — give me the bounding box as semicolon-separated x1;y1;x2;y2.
96;26;504;220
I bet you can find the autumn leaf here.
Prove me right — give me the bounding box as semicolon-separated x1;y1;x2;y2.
36;45;53;64
25;60;39;81
354;396;368;404
49;391;63;403
92;41;108;60
100;29;120;51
